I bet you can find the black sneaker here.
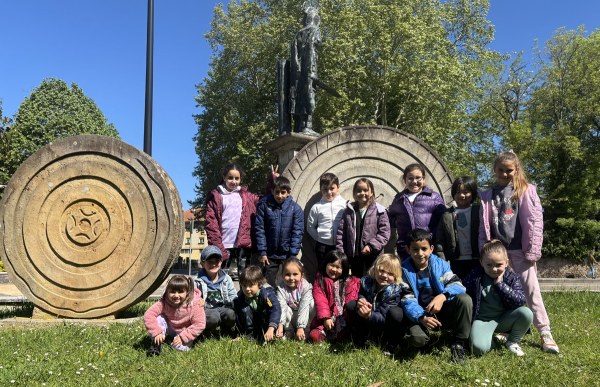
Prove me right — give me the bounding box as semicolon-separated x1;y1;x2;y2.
450;343;467;364
146;343;161;357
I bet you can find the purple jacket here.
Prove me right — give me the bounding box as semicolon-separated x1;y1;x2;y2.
205;186;261;260
388;187;446;255
336;201;390;257
478;184;543;261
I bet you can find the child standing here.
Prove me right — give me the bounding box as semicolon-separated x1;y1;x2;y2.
194;245;237;338
401;229;472;363
276;258;315;341
144;275;206;356
234;265;282;342
337;178;391;277
389;163;446;259
256;176;304;286
463;240;533;357
435;176;481;279
346;254;408;350
205;163;261;278
307;172;346;265
479;151;559;354
309;251;360;343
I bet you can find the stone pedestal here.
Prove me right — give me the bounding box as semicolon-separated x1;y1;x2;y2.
264;132;318;171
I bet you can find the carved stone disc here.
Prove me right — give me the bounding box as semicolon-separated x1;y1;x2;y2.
0;135;184;318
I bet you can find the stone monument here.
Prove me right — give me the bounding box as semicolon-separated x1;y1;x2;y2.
0;135;184;319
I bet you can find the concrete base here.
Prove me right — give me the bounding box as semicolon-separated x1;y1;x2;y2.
264;132;317;171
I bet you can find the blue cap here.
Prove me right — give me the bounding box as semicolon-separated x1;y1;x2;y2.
200;245;223;261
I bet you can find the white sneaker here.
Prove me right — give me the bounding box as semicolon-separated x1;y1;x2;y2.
493;332;509;345
505;341;525;357
540;331;560;354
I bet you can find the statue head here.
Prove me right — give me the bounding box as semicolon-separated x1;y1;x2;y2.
303;6;320;27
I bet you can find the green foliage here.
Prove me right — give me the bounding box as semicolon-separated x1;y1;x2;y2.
543;218;600;261
0;100;13;187
0;292;599;385
0;259;4;272
193;0;499;205
0;78;119;189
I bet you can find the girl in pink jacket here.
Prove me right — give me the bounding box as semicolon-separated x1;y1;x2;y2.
479;151;559;354
144;275;206;356
309;251;360;343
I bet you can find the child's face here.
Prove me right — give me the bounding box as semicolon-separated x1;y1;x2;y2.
453;185;473;209
166;288;188;307
493;160;517;187
325;259;343;281
242;282;261;298
272;187;290;204
224;169;241;191
282;264;303;289
353;181;373;207
404;170;425;193
375;266;396;287
407;239;434;270
201;257;222;279
320;183;340;202
481;251;508;280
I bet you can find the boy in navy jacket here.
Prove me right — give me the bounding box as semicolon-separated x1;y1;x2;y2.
255;176;304;286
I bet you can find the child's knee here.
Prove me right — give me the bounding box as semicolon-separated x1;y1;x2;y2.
407;324;429;348
516;306;534;324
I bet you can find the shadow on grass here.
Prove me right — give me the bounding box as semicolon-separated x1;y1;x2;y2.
0;302;34;319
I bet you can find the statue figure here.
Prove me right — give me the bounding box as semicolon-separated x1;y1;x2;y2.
289;6;321;135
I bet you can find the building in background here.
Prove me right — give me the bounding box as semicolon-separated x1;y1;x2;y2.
179;208;207;268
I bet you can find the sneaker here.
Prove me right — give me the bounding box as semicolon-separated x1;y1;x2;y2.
450;343;467;364
540;331;560;354
146;343;161;357
493;332;509;345
505;341;525;357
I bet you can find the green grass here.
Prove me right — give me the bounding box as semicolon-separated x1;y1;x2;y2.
0;292;599;386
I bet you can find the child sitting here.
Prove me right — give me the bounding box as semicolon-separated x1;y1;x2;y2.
463;240;533;357
144;275;206;356
401;228;472;363
194;245;237;338
346;253;408;351
307;172;346;266
276;258;315;341
309;251;360;343
234;265;282;342
256;176;304;286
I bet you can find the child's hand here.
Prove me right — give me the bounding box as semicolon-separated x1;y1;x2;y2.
276;324;284;338
264;327;275;342
361;245;371;255
259;255;269;266
420;315;442;330
153;333;165;345
172;335;183;347
357;299;373;319
296;328;306;341
271;165;280;179
426;294;446;314
323;318;334;331
494;273;504;284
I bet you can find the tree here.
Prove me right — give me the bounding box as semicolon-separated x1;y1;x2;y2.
0;99;14;187
192;0;499;205
0;78;119;189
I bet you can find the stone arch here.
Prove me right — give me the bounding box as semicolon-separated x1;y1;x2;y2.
281;125;453;280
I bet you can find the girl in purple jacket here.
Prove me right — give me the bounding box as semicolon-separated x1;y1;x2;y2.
389;163;446;259
479;151;559;354
336;178;391;277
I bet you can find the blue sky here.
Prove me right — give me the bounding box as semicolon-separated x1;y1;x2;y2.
1;0;598;208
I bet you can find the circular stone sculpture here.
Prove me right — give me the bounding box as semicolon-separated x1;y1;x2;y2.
0;135;183;318
281;125;453;279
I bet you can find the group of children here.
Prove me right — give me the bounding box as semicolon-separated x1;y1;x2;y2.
144;151;560;362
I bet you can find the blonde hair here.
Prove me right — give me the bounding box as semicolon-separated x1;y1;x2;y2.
367;253;403;285
493;151;528;200
481;239;509;263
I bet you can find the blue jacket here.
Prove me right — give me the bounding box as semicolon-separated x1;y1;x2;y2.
462;266;526;319
401;253;466;323
234;285;282;329
255;194;304;259
194;269;237;308
358;276;410;325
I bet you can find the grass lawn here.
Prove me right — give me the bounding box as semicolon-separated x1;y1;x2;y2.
0;292;598;386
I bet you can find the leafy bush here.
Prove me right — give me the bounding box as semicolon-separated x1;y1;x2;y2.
543;218;600;261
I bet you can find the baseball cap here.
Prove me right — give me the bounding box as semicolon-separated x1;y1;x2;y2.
200;245;223;262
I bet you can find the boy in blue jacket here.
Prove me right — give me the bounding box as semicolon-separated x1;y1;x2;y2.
234;265;281;342
401;228;472;363
256;176;304;286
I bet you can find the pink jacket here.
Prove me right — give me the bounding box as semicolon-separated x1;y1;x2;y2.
144;288;206;343
310;273;360;330
204;186;261;260
479;184;544;261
